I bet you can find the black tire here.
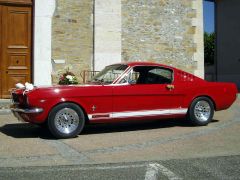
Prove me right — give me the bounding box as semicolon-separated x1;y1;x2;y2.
48;103;85;139
188;97;214;126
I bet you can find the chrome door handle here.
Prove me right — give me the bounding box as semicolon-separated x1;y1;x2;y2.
166;84;174;90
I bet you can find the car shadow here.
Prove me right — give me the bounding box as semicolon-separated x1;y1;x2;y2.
0;123;55;139
82;118;219;135
0;118;219;139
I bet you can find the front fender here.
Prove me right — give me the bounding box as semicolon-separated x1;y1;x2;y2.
27;97;90;123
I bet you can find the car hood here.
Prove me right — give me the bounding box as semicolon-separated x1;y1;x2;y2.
35;84;101;90
25;84;111;99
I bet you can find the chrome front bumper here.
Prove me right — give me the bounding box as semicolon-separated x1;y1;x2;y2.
11;106;44;122
11;107;43;114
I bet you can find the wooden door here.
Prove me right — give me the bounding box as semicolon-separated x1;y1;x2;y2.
0;5;32;98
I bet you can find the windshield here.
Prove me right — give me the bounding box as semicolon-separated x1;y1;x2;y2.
90;64;128;84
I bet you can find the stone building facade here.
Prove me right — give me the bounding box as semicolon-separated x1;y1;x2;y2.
121;0;203;74
52;0;93;83
2;0;239;95
50;0;204;84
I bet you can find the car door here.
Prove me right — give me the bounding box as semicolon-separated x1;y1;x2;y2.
112;66;185;120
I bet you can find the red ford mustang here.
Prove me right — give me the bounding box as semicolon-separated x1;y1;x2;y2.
11;62;238;138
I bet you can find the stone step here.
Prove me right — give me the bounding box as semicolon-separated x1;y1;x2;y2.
0;99;11;109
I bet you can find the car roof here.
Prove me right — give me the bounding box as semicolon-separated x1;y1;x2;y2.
118;61;175;69
108;61;203;81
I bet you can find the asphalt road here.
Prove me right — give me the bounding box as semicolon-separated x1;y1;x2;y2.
0;155;240;180
0;95;239;179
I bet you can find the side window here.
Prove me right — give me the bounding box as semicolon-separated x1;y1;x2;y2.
132;66;173;85
119;71;140;84
129;72;140;84
148;68;173;84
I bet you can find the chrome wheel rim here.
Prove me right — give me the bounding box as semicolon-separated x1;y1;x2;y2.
194;100;211;122
54;108;79;134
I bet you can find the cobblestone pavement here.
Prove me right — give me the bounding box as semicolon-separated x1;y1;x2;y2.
0;96;239;179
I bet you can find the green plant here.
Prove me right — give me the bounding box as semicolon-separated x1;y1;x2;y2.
204;32;215;65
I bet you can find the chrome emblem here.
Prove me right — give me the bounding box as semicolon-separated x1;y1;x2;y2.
92;105;97;112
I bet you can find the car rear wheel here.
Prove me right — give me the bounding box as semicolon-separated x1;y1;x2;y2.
48;103;85;139
188;97;214;126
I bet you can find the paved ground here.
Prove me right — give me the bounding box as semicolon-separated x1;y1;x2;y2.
1;155;240;180
0;95;239;179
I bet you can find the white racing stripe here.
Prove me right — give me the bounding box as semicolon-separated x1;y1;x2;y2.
111;109;187;118
88;108;187;120
145;163;182;180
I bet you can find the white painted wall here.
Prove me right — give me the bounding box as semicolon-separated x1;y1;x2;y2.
34;0;55;85
94;0;122;71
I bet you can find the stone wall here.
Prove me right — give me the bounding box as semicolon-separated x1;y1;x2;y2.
52;0;93;84
51;0;204;84
122;0;200;74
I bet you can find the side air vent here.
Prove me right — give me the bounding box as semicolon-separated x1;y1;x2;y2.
177;71;195;82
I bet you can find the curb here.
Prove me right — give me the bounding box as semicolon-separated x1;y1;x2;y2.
0;99;11;115
0;109;12;115
0;109;11;115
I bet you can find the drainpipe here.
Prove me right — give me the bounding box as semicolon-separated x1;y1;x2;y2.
92;0;95;71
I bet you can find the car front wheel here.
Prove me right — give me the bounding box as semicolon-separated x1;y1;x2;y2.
188;97;214;126
48;103;85;139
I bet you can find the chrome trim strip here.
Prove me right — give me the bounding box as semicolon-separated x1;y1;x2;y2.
88;108;188;120
11;107;43;114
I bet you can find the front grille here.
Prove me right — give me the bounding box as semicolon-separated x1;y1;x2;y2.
11;92;29;107
11;93;19;104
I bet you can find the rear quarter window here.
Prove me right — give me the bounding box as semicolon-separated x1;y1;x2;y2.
148;68;173;84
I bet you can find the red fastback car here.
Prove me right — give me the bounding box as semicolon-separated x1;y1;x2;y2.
11;62;238;138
